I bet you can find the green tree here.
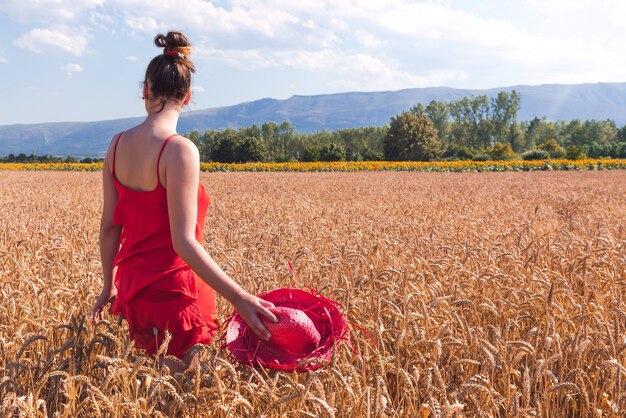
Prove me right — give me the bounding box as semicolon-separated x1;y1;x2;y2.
384;111;441;161
210;129;239;163
261;121;278;140
559;119;589;147
425;100;449;147
409;103;426;116
361;147;384;161
236;136;266;162
261;122;279;160
301;146;321;162
587;120;618;146
507;122;525;153
523;117;542;150
199;130;225;161
619;125;626;142
275;121;295;162
491;90;521;147
448;96;491;149
525;119;559;150
319;143;345;162
240;124;262;140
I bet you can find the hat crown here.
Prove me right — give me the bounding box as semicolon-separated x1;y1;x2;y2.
263;307;321;352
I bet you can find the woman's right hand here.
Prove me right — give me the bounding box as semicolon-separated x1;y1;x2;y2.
92;285;117;324
233;293;278;341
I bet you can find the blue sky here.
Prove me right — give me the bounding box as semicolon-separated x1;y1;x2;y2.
1;0;625;125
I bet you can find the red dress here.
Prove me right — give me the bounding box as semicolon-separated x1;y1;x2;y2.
109;132;218;359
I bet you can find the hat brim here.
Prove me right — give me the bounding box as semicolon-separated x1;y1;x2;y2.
225;288;348;371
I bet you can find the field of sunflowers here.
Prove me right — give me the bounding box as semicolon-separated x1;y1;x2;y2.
1;158;625;172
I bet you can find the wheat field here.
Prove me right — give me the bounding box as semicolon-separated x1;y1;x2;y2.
0;170;625;417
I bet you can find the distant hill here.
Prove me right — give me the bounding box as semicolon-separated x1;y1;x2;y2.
1;82;626;157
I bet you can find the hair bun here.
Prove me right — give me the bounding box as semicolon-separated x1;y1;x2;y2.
145;30;195;105
154;31;192;58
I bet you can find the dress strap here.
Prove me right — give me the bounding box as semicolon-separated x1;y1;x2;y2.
156;134;178;185
111;131;125;180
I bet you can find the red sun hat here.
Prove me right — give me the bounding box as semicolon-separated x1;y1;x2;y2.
224;288;349;371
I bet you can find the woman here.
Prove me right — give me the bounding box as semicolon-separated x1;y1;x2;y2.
92;31;276;372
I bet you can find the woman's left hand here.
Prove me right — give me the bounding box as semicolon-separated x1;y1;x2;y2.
92;285;117;324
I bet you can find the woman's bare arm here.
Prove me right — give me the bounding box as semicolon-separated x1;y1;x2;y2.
94;140;122;323
164;137;276;340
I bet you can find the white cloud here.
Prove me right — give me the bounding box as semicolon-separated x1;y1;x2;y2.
0;56;7;64
112;0;307;40
330;55;468;91
61;63;84;76
355;30;386;48
205;46;467;91
523;0;594;13
89;11;115;31
124;15;159;33
303;0;626;88
126;55;138;61
15;26;92;56
341;2;520;49
0;0;104;23
191;86;205;93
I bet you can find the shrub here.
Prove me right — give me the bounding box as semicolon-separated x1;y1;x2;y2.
521;149;550;160
473;153;490;162
488;143;516;161
565;145;586;160
538;139;566;159
442;144;476;161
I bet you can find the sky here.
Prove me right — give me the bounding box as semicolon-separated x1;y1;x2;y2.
1;0;625;125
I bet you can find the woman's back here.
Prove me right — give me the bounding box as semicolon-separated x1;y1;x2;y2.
110;127;175;192
110;130;210;268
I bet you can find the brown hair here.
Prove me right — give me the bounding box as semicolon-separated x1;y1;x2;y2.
144;31;195;108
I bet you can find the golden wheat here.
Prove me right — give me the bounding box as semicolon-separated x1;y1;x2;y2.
0;170;625;417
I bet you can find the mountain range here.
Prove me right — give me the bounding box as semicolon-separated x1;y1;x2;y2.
1;82;626;157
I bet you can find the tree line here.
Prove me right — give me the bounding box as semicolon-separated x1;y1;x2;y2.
184;122;387;163
401;91;626;161
184;91;626;163
3;91;626;163
0;154;100;163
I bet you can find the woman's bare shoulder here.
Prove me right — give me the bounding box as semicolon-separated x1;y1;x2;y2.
102;131;126;168
163;135;200;162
